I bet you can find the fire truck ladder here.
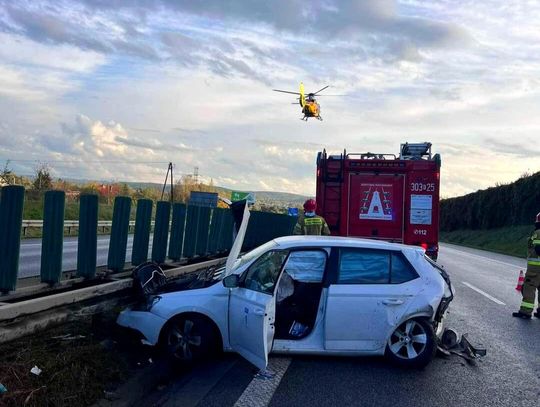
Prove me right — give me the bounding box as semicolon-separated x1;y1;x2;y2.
321;150;344;232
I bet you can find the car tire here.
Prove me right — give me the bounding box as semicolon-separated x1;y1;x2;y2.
161;315;219;363
385;318;436;369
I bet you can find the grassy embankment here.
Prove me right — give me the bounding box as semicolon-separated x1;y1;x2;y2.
440;225;533;258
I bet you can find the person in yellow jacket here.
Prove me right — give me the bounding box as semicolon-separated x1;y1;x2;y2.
294;199;331;236
513;212;540;319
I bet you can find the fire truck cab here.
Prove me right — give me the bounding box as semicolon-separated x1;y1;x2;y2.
316;142;441;259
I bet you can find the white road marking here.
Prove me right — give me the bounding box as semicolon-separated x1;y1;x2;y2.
442;245;523;270
462;281;506;305
234;357;291;407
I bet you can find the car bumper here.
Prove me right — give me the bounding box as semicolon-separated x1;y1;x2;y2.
116;308;168;346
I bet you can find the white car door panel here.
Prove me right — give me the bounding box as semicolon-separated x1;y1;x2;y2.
325;283;420;351
324;248;422;351
228;249;288;370
229;288;275;370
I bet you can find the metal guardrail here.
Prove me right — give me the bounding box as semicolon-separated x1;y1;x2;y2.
21;220;157;236
21;220;153;227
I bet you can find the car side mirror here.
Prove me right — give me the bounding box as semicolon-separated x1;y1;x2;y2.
223;274;239;288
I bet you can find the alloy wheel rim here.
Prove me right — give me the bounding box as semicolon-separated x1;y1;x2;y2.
167;319;202;360
388;320;427;360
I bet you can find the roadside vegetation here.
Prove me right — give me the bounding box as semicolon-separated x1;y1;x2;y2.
1;161;304;235
440;171;540;258
440;225;532;258
0;317;150;407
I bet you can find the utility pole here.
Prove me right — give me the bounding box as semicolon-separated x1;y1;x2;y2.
161;162;174;203
194;166;199;184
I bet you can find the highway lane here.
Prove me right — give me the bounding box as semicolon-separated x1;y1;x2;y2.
18;235;154;278
132;243;539;407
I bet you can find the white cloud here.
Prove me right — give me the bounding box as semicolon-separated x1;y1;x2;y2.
1;0;540;197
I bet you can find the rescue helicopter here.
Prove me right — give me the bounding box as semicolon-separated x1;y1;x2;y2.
273;83;336;121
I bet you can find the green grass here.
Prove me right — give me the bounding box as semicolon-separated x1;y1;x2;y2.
23;200;117;221
440;225;533;258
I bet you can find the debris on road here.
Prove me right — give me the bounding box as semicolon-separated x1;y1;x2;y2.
30;366;42;376
0;383;7;394
438;328;486;364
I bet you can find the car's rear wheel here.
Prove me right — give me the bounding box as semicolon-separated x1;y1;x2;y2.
162;315;218;363
385;318;436;368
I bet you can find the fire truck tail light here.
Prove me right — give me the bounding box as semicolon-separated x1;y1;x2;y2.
420;243;428;250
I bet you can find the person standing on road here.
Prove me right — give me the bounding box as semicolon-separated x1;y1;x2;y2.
293;199;331;236
513;212;540;319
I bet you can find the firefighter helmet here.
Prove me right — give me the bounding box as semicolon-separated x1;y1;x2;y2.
303;199;317;212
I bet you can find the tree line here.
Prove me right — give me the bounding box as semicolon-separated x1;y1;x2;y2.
440;171;540;231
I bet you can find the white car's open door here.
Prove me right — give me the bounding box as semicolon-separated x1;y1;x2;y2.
228;288;276;370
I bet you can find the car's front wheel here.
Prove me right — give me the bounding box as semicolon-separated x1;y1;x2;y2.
385;318;436;368
162;315;219;363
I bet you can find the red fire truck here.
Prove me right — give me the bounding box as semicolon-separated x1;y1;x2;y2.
316;142;441;259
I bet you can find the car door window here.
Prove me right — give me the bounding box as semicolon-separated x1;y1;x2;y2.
284;250;327;283
391;253;419;284
338;248;390;284
242;250;289;294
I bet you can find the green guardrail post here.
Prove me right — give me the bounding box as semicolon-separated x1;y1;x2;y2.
132;199;152;266
0;185;25;293
222;209;234;251
196;207;211;256
107;196;131;272
207;208;221;255
41;190;65;285
183;206;198;258
152;201;171;264
168;203;186;261
77;194;98;278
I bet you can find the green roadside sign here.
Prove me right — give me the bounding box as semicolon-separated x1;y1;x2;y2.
231;191;256;204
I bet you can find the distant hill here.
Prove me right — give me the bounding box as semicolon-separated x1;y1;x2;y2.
61;177;308;205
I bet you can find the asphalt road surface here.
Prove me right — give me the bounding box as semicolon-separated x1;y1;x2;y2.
124;243;539;407
18;235;153;278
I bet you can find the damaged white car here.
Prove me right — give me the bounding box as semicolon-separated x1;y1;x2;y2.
117;236;453;369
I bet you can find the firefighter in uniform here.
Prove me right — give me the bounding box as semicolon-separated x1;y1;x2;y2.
294;199;331;236
513;212;540;319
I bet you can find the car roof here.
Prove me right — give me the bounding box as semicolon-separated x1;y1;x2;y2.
272;235;424;254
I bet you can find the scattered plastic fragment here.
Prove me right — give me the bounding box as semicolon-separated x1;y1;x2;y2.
148;358;153;364
437;329;486;364
0;383;7;394
30;366;42;376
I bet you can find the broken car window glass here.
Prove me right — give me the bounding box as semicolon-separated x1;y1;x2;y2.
283;250;327;283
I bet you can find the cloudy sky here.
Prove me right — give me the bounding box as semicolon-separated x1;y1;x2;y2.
1;0;539;197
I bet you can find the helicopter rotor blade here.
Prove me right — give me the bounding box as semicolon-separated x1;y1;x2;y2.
273;89;302;95
312;85;330;95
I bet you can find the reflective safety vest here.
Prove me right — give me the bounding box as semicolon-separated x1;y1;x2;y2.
527;230;540;270
294;215;331;236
